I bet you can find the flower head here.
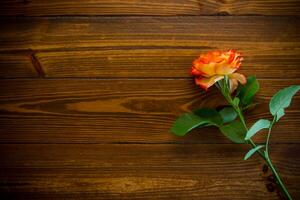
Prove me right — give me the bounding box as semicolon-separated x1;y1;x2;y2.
191;50;246;92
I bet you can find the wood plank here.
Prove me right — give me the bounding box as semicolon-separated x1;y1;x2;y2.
0;79;299;144
1;0;300;16
0;17;299;78
0;144;299;199
35;49;300;78
0;53;37;78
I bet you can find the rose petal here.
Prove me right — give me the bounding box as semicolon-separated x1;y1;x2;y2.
192;61;217;77
215;61;238;75
229;73;247;85
190;66;205;76
195;75;224;90
228;73;247;93
229;78;239;93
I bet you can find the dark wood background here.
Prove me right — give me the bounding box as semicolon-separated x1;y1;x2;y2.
0;0;300;199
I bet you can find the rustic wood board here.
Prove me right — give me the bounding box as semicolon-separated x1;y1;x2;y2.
0;17;299;78
0;79;299;144
0;54;36;78
0;144;299;199
1;0;300;16
0;1;300;199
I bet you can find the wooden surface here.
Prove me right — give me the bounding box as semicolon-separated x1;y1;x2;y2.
0;17;300;78
0;1;300;199
1;0;300;16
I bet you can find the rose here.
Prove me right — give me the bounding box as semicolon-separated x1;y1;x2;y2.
190;50;246;92
172;49;297;199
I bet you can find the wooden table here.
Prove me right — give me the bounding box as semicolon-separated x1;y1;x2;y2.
0;1;299;199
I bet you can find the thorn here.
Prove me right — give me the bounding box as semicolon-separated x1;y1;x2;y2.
267;175;276;183
262;164;268;174
266;183;275;192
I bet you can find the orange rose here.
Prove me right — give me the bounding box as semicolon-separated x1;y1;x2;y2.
191;50;246;92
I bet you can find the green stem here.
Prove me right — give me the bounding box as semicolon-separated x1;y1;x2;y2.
266;117;276;154
233;100;266;160
265;153;293;200
218;80;292;199
234;99;292;200
265;117;292;200
219;84;266;159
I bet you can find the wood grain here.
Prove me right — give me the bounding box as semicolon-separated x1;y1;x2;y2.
0;17;299;78
0;144;299;199
0;79;299;144
0;53;37;78
35;49;300;78
1;0;300;16
0;1;300;198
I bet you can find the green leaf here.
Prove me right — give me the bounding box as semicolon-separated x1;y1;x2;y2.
171;108;223;136
220;121;247;144
237;76;259;106
245;119;271;140
193;108;223;126
219;107;237;124
244;145;265;160
276;109;285;121
269;85;300;121
171;113;209;136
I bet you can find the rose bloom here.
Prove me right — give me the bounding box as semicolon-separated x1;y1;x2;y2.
190;50;246;93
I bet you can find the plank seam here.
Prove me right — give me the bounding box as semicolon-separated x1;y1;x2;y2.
0;77;299;80
0;15;299;20
0;142;297;145
1;14;300;18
